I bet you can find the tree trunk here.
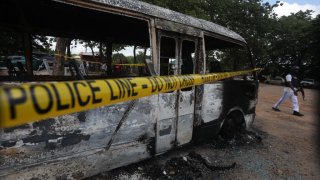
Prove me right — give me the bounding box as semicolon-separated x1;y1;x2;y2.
88;42;96;62
67;39;72;57
53;37;69;76
23;33;33;76
66;40;75;77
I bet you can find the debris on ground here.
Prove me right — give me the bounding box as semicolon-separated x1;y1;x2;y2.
88;128;262;180
209;129;263;149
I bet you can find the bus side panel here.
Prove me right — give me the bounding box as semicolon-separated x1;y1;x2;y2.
192;82;224;140
201;82;224;123
0;95;158;179
177;90;194;146
156;93;176;154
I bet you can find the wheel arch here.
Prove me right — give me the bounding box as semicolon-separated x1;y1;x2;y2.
219;107;246;138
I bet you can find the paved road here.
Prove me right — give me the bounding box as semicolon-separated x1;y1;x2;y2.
88;84;319;179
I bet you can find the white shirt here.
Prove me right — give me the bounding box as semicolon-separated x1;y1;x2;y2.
285;74;297;92
285;74;292;82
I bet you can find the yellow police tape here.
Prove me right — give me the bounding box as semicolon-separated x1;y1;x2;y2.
0;68;260;128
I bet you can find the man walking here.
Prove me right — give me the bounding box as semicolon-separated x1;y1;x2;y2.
272;66;305;116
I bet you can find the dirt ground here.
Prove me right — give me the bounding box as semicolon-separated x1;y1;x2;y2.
88;84;319;179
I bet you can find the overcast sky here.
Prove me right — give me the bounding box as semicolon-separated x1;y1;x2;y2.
263;0;320;18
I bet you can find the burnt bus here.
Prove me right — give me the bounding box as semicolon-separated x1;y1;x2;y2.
0;0;259;179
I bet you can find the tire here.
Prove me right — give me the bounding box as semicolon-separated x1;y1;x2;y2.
220;111;245;139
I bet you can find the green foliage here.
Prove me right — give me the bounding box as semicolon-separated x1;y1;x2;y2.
112;53;128;64
268;11;315;79
32;35;54;53
136;50;150;63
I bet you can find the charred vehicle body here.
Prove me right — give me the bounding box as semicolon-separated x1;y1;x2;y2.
0;0;259;179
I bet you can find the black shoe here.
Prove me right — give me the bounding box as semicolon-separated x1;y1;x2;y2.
293;111;304;116
272;107;280;112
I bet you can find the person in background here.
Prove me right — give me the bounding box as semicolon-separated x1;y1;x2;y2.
101;63;108;75
272;66;305;116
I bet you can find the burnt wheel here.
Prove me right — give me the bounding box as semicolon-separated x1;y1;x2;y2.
220;111;245;139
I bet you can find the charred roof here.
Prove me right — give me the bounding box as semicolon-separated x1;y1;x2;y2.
0;0;246;45
57;0;246;44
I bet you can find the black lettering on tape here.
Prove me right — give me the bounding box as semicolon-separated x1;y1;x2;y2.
114;79;124;99
148;77;159;93
147;77;157;93
4;87;27;120
179;76;185;88
51;84;69;111
163;77;169;90
87;80;102;104
180;76;189;88
173;76;180;89
113;79;138;99
73;82;90;107
127;79;138;97
0;69;259;128
117;79;130;99
156;77;164;92
142;84;148;89
169;77;174;88
104;80;118;101
65;83;75;108
30;84;53;114
172;77;178;89
163;76;175;90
